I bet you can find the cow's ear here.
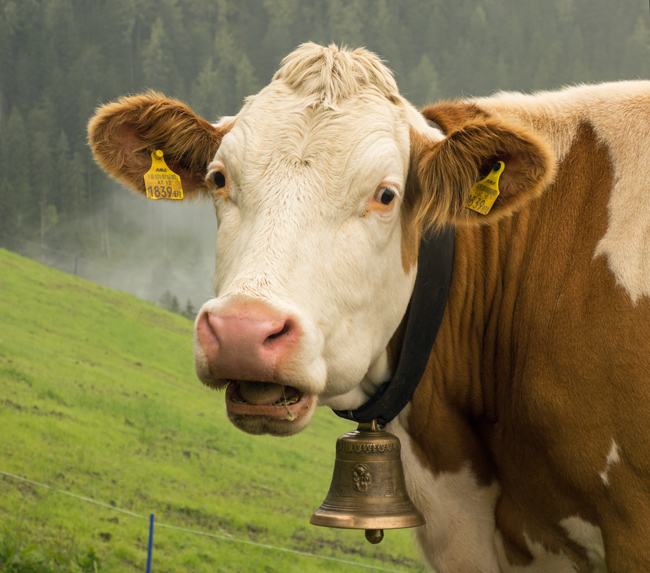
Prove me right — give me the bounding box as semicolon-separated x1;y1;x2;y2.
88;92;230;198
409;111;555;227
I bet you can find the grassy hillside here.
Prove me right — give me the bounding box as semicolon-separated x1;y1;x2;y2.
0;249;427;572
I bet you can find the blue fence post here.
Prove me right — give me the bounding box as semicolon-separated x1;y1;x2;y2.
146;513;154;573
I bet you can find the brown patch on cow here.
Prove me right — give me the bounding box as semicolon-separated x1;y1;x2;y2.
510;122;650;569
88;92;232;197
406;120;650;569
399;219;420;274
400;153;424;274
421;101;489;134
409;113;556;230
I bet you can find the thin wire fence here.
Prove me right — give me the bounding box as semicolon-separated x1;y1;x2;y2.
0;469;414;573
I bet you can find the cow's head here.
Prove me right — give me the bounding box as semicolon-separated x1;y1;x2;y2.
89;44;553;436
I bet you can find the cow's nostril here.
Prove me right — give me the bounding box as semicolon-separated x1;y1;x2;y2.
196;304;301;384
265;320;292;342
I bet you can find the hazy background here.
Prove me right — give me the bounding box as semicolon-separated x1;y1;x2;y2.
1;0;649;314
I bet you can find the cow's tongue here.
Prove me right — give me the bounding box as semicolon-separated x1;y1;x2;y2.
238;381;300;406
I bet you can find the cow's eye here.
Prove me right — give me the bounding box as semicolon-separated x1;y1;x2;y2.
379;188;395;205
212;171;226;189
367;184;399;215
373;187;396;206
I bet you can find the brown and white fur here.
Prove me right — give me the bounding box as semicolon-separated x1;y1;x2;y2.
88;43;650;571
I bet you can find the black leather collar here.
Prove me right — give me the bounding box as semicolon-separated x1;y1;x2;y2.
333;225;455;425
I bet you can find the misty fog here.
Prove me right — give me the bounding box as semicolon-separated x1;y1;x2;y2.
85;189;218;313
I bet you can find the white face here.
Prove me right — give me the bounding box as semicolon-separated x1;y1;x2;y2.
193;81;438;435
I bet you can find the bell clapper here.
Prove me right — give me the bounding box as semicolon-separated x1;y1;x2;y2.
365;529;384;544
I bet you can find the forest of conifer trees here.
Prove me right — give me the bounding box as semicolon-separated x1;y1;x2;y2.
0;0;648;305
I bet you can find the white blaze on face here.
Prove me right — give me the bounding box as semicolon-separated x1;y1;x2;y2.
199;78;422;407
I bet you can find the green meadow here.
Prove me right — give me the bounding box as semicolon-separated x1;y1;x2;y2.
0;249;427;572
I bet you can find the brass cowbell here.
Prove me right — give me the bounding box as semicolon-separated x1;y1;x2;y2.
310;420;425;544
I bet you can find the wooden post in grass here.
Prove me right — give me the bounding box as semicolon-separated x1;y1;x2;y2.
146;513;154;572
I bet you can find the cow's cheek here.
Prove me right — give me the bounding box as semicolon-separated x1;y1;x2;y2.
212;207;241;296
316;218;416;400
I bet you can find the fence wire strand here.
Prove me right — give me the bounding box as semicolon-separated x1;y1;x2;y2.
0;469;412;573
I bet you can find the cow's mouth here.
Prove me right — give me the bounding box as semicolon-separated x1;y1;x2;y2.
225;380;313;422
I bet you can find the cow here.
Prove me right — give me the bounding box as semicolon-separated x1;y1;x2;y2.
88;43;650;572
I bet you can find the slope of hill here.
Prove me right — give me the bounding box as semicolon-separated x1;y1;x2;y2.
0;249;426;572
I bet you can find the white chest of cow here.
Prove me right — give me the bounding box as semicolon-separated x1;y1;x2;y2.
89;43;650;572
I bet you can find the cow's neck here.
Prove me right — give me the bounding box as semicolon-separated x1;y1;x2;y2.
404;211;535;480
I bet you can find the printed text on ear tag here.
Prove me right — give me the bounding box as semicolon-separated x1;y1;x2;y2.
465;161;505;215
144;150;184;200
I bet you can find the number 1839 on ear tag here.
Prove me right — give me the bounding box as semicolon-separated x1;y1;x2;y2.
465;161;505;215
144;150;183;200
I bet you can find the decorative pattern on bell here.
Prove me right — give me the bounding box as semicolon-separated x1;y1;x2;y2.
310;420;425;544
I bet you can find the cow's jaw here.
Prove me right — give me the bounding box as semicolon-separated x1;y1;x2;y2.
225;381;316;436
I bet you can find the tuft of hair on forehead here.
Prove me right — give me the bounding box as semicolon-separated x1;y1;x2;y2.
273;43;402;108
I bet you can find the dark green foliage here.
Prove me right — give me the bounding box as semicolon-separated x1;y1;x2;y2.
160;289;194;318
160;290;197;320
183;298;196;320
0;0;648;258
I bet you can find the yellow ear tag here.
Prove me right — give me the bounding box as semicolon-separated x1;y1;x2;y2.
465;161;505;215
143;150;183;200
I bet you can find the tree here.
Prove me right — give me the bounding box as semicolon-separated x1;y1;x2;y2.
235;52;260;99
29;128;55;239
141;16;176;93
160;290;181;314
363;0;403;78
69;151;87;228
327;0;365;47
261;0;300;70
628;17;650;79
160;290;171;308
0;177;18;239
54;131;72;214
405;53;441;107
191;11;259;119
0;107;30;235
183;299;196;320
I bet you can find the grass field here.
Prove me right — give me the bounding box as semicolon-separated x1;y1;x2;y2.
0;248;427;572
